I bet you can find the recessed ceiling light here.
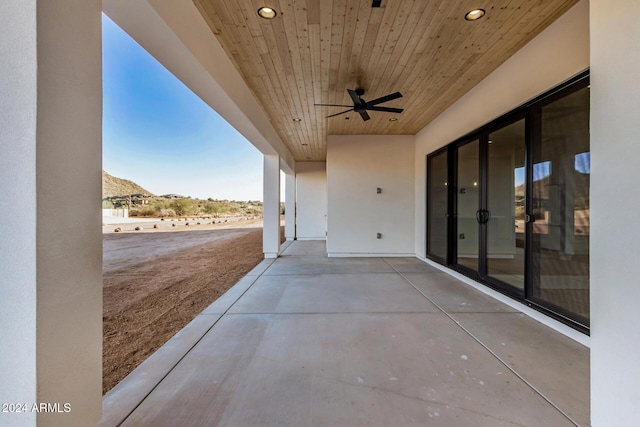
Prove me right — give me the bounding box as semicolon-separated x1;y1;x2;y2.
258;6;277;19
301;143;309;146
465;9;485;21
389;117;398;122
293;118;301;122
345;117;350;120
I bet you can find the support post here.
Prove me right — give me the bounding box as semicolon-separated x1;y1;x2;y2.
285;172;296;240
0;1;103;426
591;0;640;423
263;155;281;258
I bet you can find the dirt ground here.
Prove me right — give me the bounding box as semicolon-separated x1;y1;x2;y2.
103;218;275;394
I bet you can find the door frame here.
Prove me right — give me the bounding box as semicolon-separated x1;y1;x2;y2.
425;70;590;334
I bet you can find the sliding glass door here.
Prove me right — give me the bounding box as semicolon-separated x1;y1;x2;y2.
451;118;526;295
455;139;481;272
486;119;526;291
530;84;590;323
427;149;449;263
426;72;590;331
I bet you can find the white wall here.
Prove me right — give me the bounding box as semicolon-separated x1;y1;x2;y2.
296;162;327;240
590;0;640;424
263;155;281;258
414;0;590;258
0;2;38;423
0;1;103;426
285;173;296;240
327;135;415;256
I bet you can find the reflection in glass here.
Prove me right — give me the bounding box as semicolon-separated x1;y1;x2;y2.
427;151;448;260
531;86;590;321
487;119;525;290
456;140;480;271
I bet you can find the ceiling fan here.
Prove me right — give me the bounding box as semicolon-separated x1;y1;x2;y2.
314;89;403;121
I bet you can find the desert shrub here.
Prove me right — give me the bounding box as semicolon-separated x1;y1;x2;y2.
158;208;176;217
170;198;195;216
130;207;156;217
204;201;226;215
153;200;170;211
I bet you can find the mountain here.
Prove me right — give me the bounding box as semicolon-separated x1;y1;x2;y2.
514;172;589;208
102;170;154;198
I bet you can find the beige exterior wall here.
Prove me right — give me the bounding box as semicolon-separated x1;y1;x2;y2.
327;135;415;256
263;155;281;258
590;0;640;424
414;0;590;258
0;2;39;424
0;1;103;426
296;163;327;240
285;173;296;240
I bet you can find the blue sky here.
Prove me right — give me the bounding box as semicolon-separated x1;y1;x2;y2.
102;15;264;201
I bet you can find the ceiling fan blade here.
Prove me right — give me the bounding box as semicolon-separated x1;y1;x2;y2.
366;106;404;113
326;109;353;118
366;92;403;106
347;89;364;106
314;103;354;107
358;110;371;121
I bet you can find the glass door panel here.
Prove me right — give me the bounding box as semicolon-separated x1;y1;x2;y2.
427;150;448;261
456;140;480;271
486;119;526;291
531;86;590;322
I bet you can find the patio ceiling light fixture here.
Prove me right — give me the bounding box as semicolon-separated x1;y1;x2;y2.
258;6;277;19
465;8;485;21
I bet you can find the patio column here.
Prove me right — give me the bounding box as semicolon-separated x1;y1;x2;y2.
285;172;296;240
263;154;281;257
0;1;103;426
591;0;640;424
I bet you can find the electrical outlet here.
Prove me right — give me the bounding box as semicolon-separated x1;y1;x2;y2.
377;233;382;239
459;233;465;239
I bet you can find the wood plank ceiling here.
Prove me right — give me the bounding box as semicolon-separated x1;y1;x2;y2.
193;0;579;162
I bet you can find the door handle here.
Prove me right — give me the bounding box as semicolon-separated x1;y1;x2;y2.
525;214;536;223
475;209;490;224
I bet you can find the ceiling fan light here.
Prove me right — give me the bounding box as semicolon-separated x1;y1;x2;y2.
465;9;485;21
257;6;277;19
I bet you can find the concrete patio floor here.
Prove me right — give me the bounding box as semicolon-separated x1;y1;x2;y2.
99;241;589;426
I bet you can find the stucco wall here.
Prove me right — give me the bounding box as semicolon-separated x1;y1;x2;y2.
0;2;39;423
414;0;590;258
327;135;415;256
590;0;640;424
296;162;327;240
0;1;103;426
